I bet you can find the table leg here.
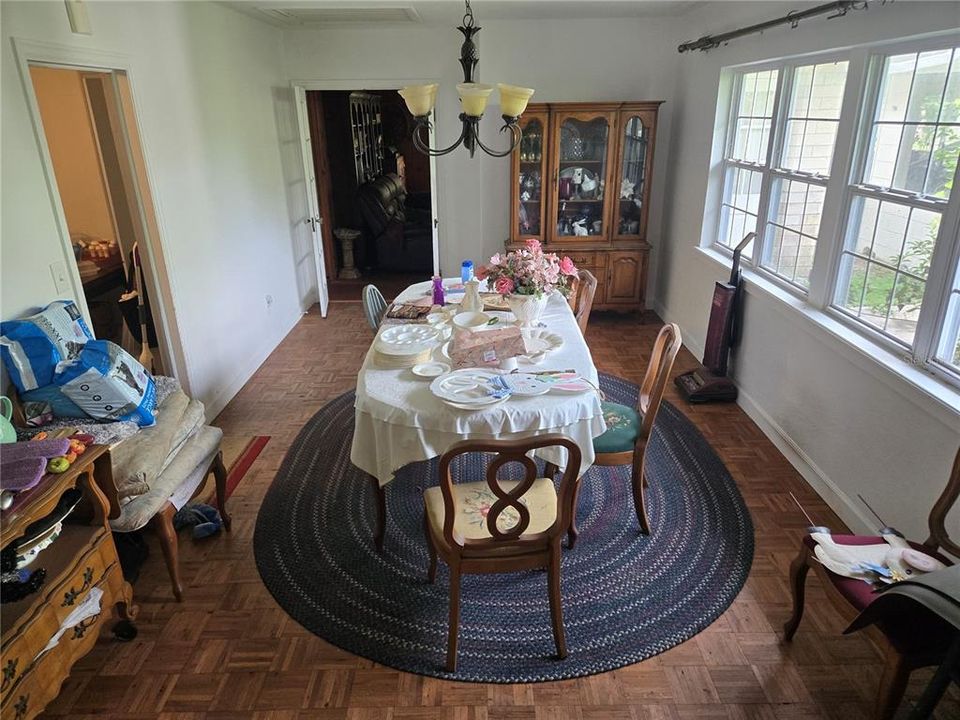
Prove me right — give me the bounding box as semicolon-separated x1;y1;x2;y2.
369;474;386;552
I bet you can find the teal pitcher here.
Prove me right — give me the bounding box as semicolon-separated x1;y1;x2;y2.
0;396;16;443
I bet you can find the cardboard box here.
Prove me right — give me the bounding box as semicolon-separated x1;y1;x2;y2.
450;326;526;369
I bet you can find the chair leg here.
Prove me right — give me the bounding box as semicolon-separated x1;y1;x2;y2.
424;513;437;583
446;564;461;673
211;451;232;531
152;503;183;602
875;650;911;720
567;479;583;549
369;474;386;552
548;544;567;659
631;463;650;535
783;542;812;641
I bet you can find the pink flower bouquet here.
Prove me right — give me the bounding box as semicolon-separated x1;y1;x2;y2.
478;239;578;297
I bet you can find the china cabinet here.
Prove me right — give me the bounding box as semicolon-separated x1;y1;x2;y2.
508;101;662;311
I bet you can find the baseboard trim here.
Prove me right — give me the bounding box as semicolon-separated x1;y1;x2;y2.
203;309;301;422
655;300;873;535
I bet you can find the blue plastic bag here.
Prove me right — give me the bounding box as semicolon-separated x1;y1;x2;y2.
0;301;93;392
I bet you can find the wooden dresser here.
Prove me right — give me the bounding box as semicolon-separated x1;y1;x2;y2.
1;446;135;720
507;101;662;312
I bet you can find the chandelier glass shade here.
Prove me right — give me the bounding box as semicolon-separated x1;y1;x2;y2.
398;0;534;158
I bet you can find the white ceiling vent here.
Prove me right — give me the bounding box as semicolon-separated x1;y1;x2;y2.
257;5;421;26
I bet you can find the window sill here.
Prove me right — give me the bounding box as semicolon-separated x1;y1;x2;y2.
694;245;960;429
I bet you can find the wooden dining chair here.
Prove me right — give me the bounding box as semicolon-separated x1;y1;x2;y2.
423;435;583;672
362;284;388;331
569;268;598;335
583;323;681;542
784;446;959;720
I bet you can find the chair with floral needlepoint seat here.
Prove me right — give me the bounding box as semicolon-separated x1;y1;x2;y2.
423;434;583;672
568;268;598;335
577;323;681;544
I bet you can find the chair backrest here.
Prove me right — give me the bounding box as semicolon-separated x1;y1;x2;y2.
437;435;582;554
571;268;598;335
362;284;388;331
637;323;682;443
924;446;960;558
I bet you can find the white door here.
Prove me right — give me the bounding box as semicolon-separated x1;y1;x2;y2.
294;85;329;317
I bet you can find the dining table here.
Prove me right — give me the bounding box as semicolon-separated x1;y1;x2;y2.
350;278;608;549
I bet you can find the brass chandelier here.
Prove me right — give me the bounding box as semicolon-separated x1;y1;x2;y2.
398;0;535;158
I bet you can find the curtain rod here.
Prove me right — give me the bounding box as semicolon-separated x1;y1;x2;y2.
677;0;881;54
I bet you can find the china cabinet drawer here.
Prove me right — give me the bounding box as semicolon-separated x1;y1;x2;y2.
567;252;599;268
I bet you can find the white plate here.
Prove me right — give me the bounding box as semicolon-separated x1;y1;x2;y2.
412;361;450;378
430;369;505;405
453;311;491;329
376;324;439;356
502;373;551;396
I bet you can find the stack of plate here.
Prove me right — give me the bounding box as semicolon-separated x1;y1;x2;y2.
429;369;509;410
374;324;439;369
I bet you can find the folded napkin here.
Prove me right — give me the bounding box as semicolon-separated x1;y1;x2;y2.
1;439;71;464
0;458;46;492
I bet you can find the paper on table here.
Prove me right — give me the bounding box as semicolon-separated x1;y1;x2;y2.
38;586;103;657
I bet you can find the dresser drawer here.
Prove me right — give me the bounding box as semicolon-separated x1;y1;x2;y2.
52;540;111;625
0;604;58;708
1;602;106;720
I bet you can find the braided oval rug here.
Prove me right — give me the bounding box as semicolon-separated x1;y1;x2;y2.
254;373;754;682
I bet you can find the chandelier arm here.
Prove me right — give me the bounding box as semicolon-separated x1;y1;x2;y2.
473;121;523;158
413;120;469;157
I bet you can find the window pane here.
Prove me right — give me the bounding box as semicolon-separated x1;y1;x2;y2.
762;178;825;287
863;47;960;197
730;69;778;163
834;196;941;346
936;255;960;370
718;166;761;254
779;61;848;175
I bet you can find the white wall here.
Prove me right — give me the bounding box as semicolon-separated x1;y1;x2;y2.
658;1;960;539
283;15;678;296
1;0;306;417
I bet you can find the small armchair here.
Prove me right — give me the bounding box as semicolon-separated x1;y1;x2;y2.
784;446;959;720
423;435;583;672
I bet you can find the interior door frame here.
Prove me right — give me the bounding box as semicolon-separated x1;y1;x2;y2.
12;38;190;390
290;78;442;279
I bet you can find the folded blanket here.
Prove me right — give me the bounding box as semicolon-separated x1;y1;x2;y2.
108;389;206;502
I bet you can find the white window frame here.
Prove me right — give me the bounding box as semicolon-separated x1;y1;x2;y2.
707;33;960;392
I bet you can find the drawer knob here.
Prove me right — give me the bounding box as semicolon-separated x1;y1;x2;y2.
71;614;101;640
62;566;95;607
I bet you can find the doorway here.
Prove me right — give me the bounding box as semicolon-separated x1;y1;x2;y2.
304;88;438;303
29;65;166;373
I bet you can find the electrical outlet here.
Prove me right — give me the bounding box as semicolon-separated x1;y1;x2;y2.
50;261;72;296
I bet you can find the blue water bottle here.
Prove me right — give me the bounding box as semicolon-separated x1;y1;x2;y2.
461;260;474;284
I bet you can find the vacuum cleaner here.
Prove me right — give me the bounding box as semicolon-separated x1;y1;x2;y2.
675;232;754;403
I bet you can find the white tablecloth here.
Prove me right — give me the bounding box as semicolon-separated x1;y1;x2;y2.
351;279;607;485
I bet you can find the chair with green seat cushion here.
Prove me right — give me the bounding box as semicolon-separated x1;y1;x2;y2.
587;323;682;542
593;401;642;454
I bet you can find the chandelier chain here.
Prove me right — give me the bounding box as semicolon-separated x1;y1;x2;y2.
462;0;475;28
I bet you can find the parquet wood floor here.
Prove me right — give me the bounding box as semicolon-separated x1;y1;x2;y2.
39;305;958;720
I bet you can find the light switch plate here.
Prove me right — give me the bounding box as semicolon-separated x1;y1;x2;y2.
50;261;72;296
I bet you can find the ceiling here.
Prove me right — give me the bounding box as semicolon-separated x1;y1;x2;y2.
222;0;704;28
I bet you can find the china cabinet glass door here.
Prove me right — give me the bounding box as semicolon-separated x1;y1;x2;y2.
514;113;547;241
550;111;615;241
614;111;653;240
